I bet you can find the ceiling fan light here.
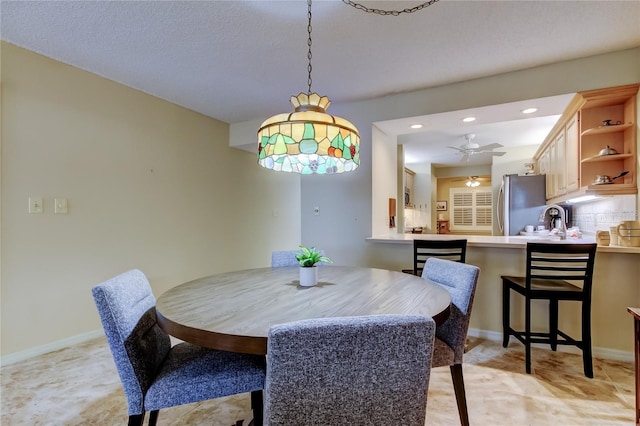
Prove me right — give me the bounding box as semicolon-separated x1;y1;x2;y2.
466;176;481;187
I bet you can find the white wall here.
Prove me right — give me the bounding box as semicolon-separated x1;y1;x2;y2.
1;42;301;357
406;171;431;232
371;125;397;236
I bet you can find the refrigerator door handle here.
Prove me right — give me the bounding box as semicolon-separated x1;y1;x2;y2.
497;181;505;233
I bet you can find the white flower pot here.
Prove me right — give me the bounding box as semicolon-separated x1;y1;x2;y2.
299;266;318;287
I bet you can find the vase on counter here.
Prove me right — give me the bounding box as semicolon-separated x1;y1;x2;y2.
299;266;318;287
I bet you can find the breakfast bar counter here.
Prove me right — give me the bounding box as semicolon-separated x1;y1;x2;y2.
367;233;640;254
366;233;640;355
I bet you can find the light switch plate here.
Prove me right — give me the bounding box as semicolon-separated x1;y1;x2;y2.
29;197;43;214
54;197;68;214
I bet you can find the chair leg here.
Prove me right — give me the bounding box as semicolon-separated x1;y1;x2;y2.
525;296;532;374
251;390;263;426
450;364;469;426
148;410;159;426
128;414;145;426
502;281;510;348
582;303;594;378
549;299;558;351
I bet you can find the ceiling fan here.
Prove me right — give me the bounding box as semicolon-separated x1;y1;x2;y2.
451;175;491;187
448;133;506;162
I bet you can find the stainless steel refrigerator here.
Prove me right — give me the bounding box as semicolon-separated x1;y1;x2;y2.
497;174;546;236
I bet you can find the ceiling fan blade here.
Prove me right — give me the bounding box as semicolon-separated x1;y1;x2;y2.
448;146;467;153
475;143;504;151
475;150;506;156
460;154;470;162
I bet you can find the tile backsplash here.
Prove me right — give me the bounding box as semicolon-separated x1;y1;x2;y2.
572;195;638;235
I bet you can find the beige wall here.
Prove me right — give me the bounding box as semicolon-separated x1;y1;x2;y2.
0;42;301;357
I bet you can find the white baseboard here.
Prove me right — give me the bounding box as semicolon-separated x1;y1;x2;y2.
0;329;104;367
1;327;634;366
467;328;634;363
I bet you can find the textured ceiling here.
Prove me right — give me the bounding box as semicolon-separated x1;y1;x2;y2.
2;0;639;166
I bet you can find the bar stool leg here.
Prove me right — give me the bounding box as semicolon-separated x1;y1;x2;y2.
525;295;532;374
582;302;594;378
502;281;510;348
550;299;558;351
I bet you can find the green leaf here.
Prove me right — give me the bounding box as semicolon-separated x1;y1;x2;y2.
295;244;332;267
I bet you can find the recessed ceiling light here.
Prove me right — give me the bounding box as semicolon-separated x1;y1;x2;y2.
462;116;476;123
410;124;423;129
521;107;538;114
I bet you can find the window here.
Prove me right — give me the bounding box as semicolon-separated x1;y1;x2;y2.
449;187;492;231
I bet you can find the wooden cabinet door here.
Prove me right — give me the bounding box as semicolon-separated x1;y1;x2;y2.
538;148;552;200
554;130;567;196
565;113;580;193
546;139;558;198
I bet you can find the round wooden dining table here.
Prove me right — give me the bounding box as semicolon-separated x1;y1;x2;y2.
156;265;451;355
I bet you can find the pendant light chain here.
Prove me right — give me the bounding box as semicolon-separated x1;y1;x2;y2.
307;0;313;95
342;0;439;16
257;0;361;174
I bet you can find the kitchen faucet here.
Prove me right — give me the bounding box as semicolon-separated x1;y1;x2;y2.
539;204;566;240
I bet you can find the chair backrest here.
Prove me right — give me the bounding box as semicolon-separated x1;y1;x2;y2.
271;250;300;267
91;269;171;415
422;257;480;363
271;249;327;267
264;315;436;426
414;239;467;276
525;242;597;294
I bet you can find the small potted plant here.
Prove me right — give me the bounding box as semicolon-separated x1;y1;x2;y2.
296;245;332;286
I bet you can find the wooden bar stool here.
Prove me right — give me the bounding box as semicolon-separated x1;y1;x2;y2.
501;242;597;377
402;239;467;276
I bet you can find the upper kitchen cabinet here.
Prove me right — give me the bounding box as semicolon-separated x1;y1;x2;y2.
535;109;580;200
565;113;580;193
535;83;638;203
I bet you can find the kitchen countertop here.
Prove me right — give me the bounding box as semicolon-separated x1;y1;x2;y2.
366;233;640;254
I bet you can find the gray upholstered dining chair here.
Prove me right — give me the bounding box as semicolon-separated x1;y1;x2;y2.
92;269;266;426
422;257;480;426
264;314;436;426
271;249;327;267
270;250;300;267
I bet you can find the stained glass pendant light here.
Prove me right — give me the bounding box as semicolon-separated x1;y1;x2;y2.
257;0;360;174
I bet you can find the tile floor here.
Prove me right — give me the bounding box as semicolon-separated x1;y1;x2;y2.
1;336;635;425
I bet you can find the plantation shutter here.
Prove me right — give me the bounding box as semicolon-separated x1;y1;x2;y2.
450;187;493;231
